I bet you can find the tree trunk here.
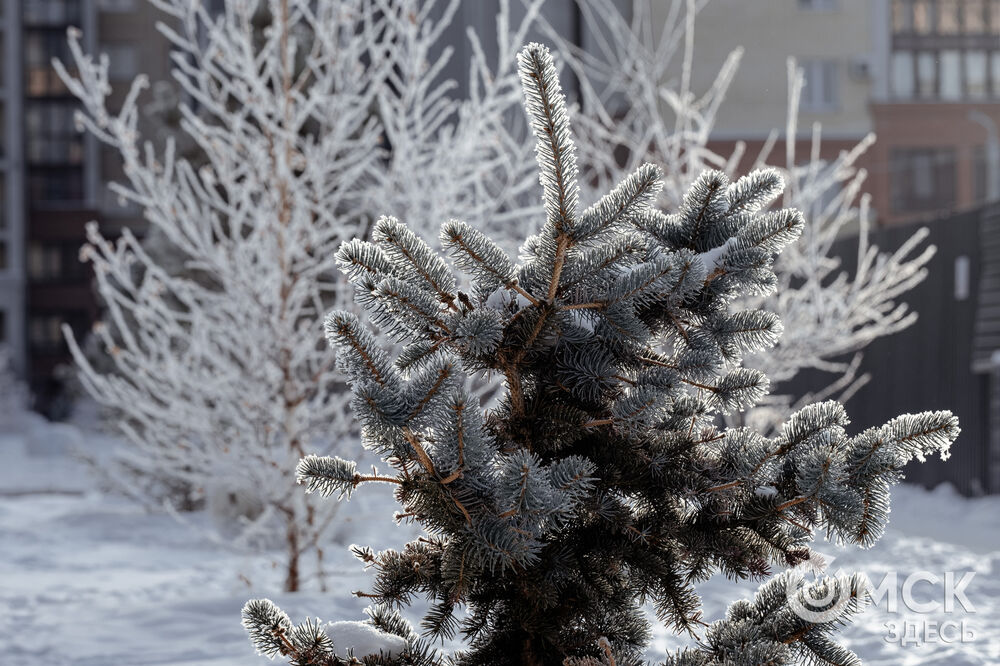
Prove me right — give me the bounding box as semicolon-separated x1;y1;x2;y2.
284;513;300;592
520;637;545;666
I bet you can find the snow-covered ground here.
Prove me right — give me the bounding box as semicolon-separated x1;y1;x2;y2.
2;414;998;665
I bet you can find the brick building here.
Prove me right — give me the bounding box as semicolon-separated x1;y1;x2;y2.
869;0;1000;224
666;0;1000;226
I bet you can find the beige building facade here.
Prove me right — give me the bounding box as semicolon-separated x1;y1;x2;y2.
677;0;875;140
654;0;1000;226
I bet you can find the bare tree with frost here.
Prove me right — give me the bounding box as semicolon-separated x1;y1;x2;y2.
57;0;539;592
370;0;544;251
545;0;934;428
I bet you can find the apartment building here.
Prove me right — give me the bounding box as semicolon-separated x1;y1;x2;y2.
669;0;1000;226
870;0;1000;224
18;0;170;412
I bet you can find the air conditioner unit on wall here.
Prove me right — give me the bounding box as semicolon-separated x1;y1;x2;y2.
849;56;872;81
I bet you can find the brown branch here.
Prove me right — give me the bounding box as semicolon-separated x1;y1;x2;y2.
704;480;741;493
526;62;574;303
504;366;525;418
693;432;725;445
548;237;570;303
779;513;812;533
775;496;809;512
511;282;541;307
354;474;402;486
383;231;456;308
452;495;472;524
339;323;387;386
380;286;452;336
439;401;466;485
562;301;606;310
406;366;452;421
447;232;541;307
682;378;719;392
439;469;462;484
781;626;811;645
668;309;690;343
273;625;297;657
703;267;726;288
403;429;436;476
640;355;678;369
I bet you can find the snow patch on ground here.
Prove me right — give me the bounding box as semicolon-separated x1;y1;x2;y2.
2;413;998;665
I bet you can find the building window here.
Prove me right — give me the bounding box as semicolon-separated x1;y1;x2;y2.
799;60;839;111
798;0;838;8
28;242;88;282
0;310;6;345
966;51;988;98
940;50;963;99
991;51;1000;95
28;167;85;204
939;0;960;33
966;0;987;30
25;30;75;97
23;0;83;26
29;243;62;281
890;147;957;213
29;315;66;353
914;0;935;33
973;143;1000;203
892;52;915;98
893;0;995;35
26;101;84;166
917;51;937;98
0;239;7;271
0;176;5;230
892;0;1000;99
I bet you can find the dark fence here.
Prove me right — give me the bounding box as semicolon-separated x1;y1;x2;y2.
783;207;992;495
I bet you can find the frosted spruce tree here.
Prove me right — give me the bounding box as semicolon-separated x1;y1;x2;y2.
243;44;959;665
